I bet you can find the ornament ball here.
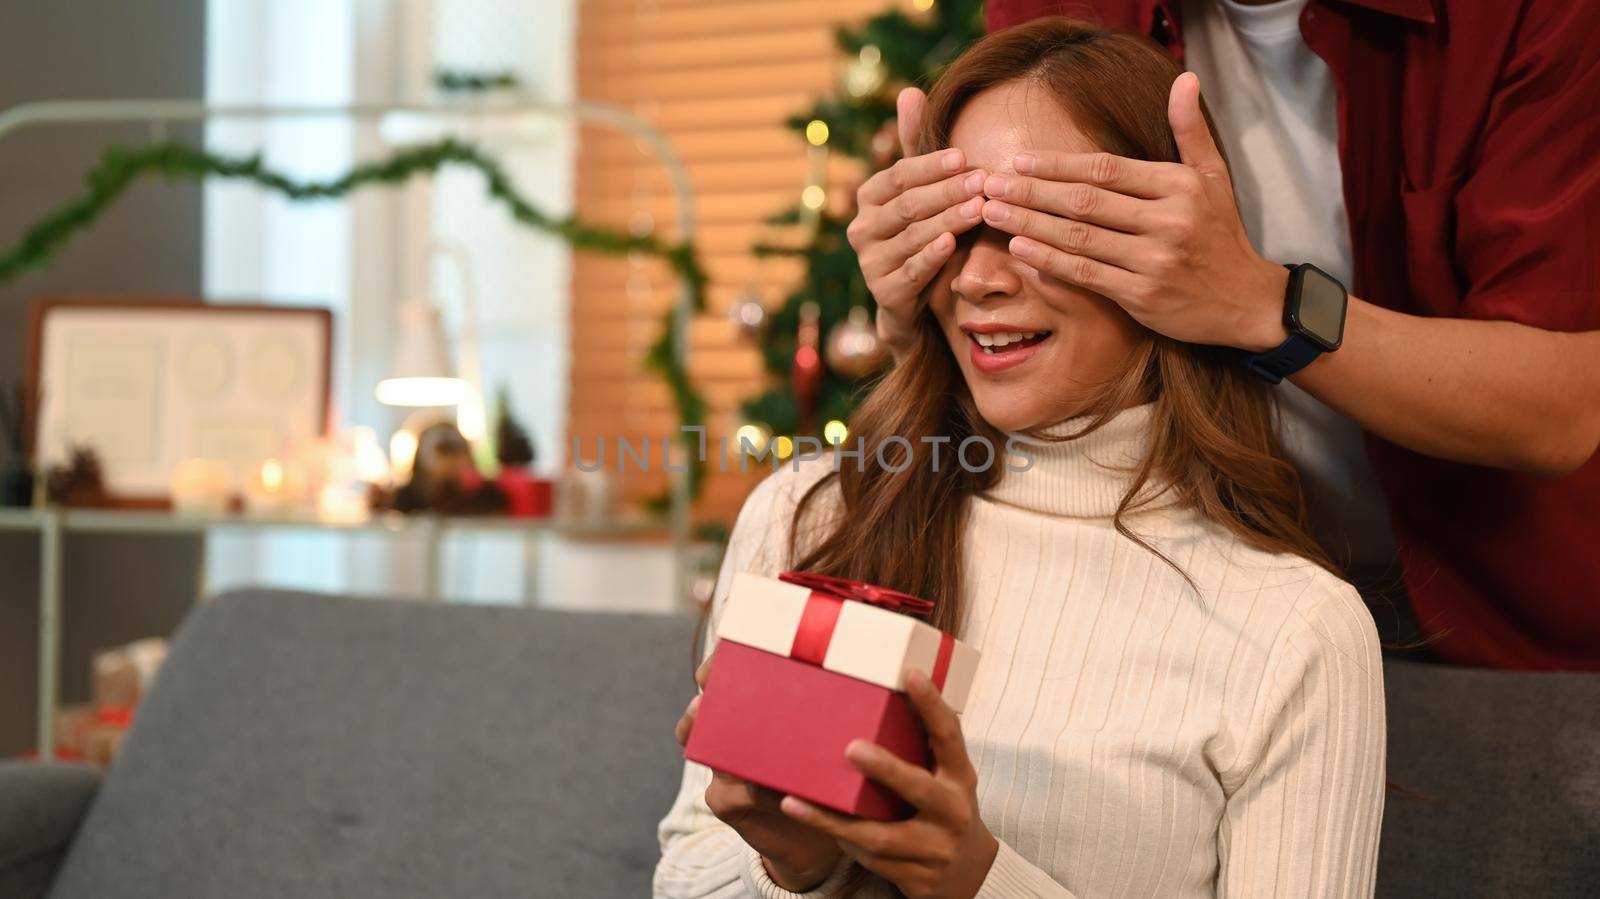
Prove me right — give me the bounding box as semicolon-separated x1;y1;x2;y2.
728;285;767;339
826;306;887;378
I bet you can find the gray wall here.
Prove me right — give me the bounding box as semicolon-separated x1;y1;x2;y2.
0;0;208;755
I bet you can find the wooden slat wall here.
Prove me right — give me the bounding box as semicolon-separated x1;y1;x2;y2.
572;0;885;523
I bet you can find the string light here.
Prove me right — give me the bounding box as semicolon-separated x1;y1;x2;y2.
824;420;849;446
805;119;830;146
801;185;827;211
913;0;936;11
774;435;795;460
845;45;887;98
735;423;770;455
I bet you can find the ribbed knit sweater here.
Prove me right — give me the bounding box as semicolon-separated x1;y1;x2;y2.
655;405;1386;898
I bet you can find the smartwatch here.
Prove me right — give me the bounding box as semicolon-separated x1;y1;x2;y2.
1243;263;1348;384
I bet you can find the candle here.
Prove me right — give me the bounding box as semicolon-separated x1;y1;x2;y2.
317;481;371;525
390;429;419;483
169;459;232;517
262;459;284;491
242;458;291;518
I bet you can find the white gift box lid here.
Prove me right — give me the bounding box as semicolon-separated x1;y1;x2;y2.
716;571;979;713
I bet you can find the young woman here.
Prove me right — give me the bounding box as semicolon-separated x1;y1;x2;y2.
657;18;1384;899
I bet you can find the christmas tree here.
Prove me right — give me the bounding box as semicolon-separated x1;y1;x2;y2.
734;0;986;446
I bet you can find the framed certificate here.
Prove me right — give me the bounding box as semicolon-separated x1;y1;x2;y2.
25;297;332;506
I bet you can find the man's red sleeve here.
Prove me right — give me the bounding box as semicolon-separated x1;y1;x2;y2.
1449;1;1600;330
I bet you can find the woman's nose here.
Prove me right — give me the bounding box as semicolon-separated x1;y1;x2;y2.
952;230;1023;303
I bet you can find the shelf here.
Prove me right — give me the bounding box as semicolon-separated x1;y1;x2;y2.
0;506;669;541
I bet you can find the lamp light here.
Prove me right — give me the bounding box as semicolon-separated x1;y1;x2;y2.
376;300;467;407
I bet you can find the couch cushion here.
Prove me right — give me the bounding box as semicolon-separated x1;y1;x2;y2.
0;762;100;899
48;589;697;899
1378;659;1600;898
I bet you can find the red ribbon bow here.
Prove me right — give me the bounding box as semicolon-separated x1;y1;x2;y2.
777;571;934;617
777;571;954;691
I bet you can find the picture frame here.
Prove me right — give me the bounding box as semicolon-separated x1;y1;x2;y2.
25;297;333;507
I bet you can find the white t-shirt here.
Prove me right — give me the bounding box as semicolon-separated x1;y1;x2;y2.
1182;0;1398;573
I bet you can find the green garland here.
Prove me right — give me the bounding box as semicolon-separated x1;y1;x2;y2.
434;70;521;93
0;138;710;500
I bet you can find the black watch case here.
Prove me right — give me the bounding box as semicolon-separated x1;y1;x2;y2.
1284;263;1347;353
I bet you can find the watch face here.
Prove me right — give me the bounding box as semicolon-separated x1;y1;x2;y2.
1290;265;1347;351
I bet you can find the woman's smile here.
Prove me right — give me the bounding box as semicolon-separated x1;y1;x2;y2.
961;322;1054;374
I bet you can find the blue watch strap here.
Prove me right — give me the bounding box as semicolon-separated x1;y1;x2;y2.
1243;332;1324;385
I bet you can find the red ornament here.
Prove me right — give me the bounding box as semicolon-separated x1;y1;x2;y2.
826;306;887;378
791;301;824;423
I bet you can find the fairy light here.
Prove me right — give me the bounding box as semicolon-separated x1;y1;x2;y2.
805;119;830;146
735;423;770;455
801;185;826;211
913;0;936;11
824;419;849;446
774;435;795;460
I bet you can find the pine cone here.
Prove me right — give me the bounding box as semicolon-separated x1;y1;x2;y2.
47;445;108;507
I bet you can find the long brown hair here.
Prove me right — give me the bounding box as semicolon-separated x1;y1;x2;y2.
789;17;1333;637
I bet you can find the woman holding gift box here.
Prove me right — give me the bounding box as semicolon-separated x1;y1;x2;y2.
658;17;1384;899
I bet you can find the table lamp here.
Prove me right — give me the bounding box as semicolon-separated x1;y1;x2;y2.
377;241;490;478
376;300;467;407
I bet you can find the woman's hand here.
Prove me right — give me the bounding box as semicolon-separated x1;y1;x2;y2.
778;670;998;899
675;655;844;891
978;72;1290;353
848;87;987;355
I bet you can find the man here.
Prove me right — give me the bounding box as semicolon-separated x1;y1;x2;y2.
857;0;1599;668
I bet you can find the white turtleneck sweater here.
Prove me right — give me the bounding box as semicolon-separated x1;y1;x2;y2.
655;406;1386;898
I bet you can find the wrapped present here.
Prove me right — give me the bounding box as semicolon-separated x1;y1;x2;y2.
92;637;168;711
84;716;129;768
54;703;97;759
54;704;133;768
684;571;980;821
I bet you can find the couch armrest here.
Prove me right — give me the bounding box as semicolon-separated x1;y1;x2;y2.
0;761;101;899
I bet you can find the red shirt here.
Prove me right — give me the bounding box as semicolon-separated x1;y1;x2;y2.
988;0;1600;670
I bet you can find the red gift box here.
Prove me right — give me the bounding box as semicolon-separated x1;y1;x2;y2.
686;641;929;820
683;571;979;821
52;704;134;768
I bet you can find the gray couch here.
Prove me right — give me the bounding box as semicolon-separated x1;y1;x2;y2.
1;589;1596;898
